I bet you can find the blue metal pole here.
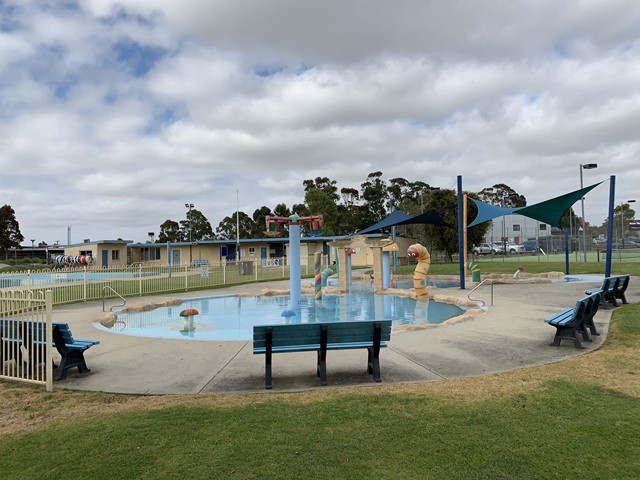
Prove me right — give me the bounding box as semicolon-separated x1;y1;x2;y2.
605;175;616;278
289;223;301;310
382;251;390;289
457;175;466;289
564;230;569;274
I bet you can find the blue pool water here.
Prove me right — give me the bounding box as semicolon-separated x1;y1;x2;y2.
99;281;465;341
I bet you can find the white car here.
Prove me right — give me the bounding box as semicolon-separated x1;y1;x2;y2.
506;242;525;254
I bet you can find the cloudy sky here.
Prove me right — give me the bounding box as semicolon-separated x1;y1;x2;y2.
2;0;639;246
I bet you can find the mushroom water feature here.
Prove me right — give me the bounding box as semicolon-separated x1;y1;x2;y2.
179;308;199;336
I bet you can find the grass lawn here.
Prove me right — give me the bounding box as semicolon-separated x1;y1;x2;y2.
0;302;639;479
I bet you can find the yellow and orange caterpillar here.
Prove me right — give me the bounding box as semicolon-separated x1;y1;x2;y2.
407;243;431;301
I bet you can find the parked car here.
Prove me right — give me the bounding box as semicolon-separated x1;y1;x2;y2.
491;243;505;254
523;239;540;253
472;243;494;255
506;242;525;254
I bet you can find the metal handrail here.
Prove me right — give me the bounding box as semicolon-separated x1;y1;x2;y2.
102;285;126;312
468;279;494;307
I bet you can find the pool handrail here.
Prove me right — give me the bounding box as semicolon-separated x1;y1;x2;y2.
468;279;493;307
102;285;126;312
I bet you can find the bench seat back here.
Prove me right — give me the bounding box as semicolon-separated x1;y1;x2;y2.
253;320;392;353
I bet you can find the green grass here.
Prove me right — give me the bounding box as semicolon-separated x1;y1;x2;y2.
1;305;639;479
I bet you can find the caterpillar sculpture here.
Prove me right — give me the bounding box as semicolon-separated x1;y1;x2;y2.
407;243;431;301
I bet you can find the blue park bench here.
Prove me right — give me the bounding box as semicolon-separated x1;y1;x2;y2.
585;275;630;308
544;293;600;349
0;319;99;380
253;320;392;390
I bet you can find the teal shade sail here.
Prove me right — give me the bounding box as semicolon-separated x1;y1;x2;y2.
468;181;604;228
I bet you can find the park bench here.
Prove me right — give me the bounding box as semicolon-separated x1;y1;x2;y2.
544;295;598;349
585;275;630;308
1;319;49;374
0;319;99;380
612;275;630;305
253;320;392;390
52;322;100;380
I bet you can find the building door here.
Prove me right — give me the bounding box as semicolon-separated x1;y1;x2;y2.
101;250;108;268
260;247;267;259
172;249;181;265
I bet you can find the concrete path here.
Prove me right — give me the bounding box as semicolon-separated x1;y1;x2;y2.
50;276;638;394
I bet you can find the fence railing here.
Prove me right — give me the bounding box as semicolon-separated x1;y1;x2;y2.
0;257;327;307
0;290;53;391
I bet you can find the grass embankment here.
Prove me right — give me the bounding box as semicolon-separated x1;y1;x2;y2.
1;303;639;479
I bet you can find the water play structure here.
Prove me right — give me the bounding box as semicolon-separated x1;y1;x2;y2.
265;214;325;311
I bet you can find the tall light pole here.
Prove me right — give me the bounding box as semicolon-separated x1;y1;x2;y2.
185;203;194;264
620;199;636;247
579;163;598;262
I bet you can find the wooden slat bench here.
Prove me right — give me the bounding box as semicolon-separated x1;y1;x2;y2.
544;294;599;349
253;320;392;390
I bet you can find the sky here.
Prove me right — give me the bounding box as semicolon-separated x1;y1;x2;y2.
2;0;640;246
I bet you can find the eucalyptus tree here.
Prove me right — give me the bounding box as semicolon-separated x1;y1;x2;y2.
478;184;527;207
251;206;272;238
0;204;24;257
419;189;489;262
216;212;253;240
157;220;181;243
179;208;215;241
360;171;388;227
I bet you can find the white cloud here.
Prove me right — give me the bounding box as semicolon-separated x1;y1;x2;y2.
1;0;640;244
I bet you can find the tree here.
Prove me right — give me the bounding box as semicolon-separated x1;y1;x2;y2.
180;208;214;241
303;177;340;202
360;171;388;227
273;203;291;217
336;187;361;235
304;188;338;236
157;220;181;243
216;211;253;240
478;184;527;207
615;203;637;238
0;204;24;257
419;190;489;262
251;206;272;238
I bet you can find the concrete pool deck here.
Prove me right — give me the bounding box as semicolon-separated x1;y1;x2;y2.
49;275;638;395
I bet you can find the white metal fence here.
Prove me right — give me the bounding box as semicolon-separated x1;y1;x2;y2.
0;257;328;307
0;290;53;391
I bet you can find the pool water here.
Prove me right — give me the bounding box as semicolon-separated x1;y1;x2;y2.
100;281;465;341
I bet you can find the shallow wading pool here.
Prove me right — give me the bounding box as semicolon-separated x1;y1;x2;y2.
97;280;465;341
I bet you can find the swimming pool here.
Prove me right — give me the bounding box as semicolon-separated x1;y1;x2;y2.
99;281;465;341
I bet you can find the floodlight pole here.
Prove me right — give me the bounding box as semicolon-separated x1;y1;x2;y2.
579;163;597;262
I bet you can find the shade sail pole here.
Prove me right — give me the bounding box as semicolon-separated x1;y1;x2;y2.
457;176;465;290
605;176;616;278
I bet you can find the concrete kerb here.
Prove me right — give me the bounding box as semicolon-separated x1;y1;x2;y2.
47;275;636;395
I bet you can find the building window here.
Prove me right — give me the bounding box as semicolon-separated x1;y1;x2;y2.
513;224;520;232
539;224;547;231
249;247;256;255
112;250;120;261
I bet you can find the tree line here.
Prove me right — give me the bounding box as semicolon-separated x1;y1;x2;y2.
2;175;636;261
